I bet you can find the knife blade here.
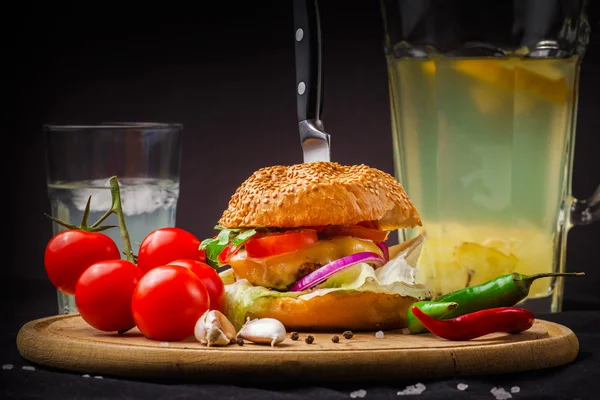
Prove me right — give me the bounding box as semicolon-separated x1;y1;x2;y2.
293;0;331;163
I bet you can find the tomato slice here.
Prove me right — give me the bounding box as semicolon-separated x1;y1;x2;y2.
319;225;388;242
217;234;253;265
245;229;318;258
217;243;232;265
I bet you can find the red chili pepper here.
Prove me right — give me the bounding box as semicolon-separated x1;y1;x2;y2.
410;306;535;341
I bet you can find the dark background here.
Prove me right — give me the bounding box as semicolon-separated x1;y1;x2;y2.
8;1;600;310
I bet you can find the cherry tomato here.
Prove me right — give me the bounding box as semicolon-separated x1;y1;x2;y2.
244;229;318;258
319;225;388;242
198;248;207;263
75;260;142;332
167;259;226;312
44;230;121;295
137;228;206;274
132;265;210;341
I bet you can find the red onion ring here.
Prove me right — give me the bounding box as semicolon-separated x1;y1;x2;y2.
289;252;386;292
377;242;389;261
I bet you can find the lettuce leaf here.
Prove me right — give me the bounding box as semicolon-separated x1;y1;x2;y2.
222;255;433;329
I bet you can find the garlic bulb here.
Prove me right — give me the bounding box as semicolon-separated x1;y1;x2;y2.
194;310;237;346
237;317;286;347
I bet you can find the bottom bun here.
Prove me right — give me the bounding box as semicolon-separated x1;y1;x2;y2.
245;291;419;332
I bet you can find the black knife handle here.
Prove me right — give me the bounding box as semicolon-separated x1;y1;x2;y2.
293;0;323;123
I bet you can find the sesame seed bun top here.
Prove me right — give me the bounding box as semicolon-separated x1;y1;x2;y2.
218;162;421;230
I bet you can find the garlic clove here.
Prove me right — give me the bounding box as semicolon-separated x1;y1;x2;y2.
194;310;237;346
237;317;286;347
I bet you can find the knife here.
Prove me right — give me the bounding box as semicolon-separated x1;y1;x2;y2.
293;0;331;163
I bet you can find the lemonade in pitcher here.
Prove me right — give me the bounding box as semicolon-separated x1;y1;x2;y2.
387;56;579;302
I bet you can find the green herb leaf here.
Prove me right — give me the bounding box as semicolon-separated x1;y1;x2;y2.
199;237;217;251
214;225;240;232
216;229;231;245
200;227;258;268
200;232;229;267
232;228;257;246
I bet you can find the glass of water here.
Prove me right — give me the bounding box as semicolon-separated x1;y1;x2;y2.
43;123;183;314
380;0;597;313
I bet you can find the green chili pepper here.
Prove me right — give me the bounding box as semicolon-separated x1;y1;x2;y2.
408;271;584;333
406;301;458;333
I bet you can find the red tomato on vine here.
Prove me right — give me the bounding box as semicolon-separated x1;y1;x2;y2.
132;265;210;341
75;259;142;332
44;230;121;295
167;259;226;312
137;228;207;274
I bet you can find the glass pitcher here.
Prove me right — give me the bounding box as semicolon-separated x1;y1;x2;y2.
380;0;598;312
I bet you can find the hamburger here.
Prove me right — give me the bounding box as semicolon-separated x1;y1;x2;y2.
201;161;432;331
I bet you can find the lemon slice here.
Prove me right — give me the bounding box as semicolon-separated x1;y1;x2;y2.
514;62;571;103
420;58;573;103
453;242;518;287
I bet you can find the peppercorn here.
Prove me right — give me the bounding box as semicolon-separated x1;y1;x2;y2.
331;335;339;343
343;330;353;339
236;338;244;346
305;335;314;344
290;332;299;341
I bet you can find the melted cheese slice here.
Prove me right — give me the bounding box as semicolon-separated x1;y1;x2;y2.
228;237;383;290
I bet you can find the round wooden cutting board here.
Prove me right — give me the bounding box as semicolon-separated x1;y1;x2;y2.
17;315;579;383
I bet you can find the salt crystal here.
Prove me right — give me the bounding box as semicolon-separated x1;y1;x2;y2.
2;364;14;370
510;386;520;394
401;328;411;335
375;331;385;339
82;374;90;378
22;366;35;371
491;387;512;400
94;376;103;379
350;389;367;398
159;342;170;347
397;382;426;395
457;383;469;391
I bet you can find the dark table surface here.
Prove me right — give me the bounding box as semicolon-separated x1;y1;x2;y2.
1;277;599;400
